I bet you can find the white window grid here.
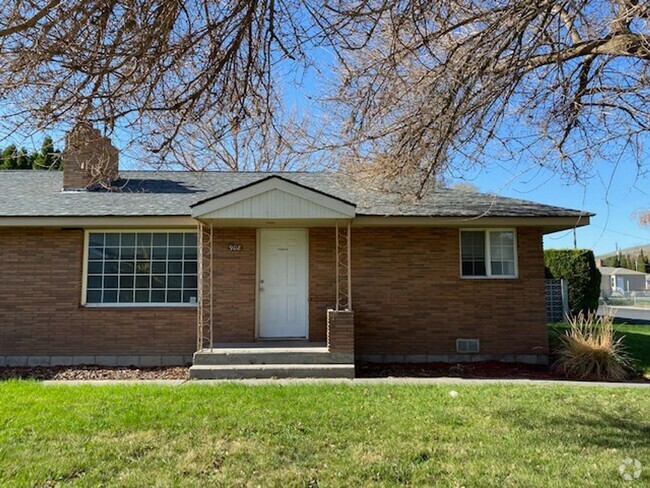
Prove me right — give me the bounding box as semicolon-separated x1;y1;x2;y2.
83;230;198;306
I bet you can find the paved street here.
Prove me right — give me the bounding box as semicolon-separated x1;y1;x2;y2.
599;305;650;324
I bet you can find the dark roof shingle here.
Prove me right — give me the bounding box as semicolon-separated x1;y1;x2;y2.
0;170;590;218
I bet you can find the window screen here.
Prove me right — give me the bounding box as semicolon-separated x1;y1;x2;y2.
489;231;515;276
461;231;487;276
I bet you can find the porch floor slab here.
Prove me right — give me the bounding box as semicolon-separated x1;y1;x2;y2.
212;340;327;351
206;342;328;354
193;345;352;366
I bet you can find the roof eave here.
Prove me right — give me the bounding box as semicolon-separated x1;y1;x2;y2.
0;214;590;232
351;214;591;233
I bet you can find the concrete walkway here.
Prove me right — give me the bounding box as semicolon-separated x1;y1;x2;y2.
41;377;650;388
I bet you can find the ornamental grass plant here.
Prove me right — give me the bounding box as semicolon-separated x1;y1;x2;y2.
554;311;635;381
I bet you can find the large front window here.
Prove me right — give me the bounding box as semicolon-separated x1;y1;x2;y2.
460;229;517;278
84;231;198;306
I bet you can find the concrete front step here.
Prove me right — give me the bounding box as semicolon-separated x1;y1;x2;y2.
189;363;355;380
193;348;353;365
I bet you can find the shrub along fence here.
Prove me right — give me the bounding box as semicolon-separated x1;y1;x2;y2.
544;249;601;316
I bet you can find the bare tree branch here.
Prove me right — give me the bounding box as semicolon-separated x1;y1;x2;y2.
0;0;60;37
0;0;647;187
325;0;650;194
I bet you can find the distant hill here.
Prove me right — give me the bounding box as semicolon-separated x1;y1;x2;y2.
596;244;650;260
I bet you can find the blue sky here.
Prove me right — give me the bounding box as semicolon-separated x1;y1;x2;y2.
460;161;650;256
286;47;650;256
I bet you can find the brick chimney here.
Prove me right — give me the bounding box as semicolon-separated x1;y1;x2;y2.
62;123;119;191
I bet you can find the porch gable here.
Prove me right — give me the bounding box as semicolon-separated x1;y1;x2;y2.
190;176;356;220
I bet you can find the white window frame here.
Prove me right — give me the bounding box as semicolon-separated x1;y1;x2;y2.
81;228;198;308
459;228;518;279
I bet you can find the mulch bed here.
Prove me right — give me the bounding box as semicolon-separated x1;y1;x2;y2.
0;361;647;382
0;366;189;381
356;361;557;380
356;360;650;382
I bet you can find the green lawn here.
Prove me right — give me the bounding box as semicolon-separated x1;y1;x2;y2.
1;382;649;486
549;322;650;375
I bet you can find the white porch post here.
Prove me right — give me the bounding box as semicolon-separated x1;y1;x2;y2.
197;221;214;351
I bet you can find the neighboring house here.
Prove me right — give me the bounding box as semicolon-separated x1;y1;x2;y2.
0;125;592;378
598;266;648;297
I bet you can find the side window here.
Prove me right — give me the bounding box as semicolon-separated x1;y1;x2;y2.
460;230;517;278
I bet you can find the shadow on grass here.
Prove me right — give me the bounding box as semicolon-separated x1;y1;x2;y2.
497;404;650;450
615;329;650;374
0;366;62;380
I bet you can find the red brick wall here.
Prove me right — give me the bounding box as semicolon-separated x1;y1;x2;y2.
0;228;196;356
0;226;547;358
349;227;548;356
327;310;354;353
308;228;336;342
211;228;257;343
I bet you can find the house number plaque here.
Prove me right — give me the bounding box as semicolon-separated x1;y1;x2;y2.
228;243;242;252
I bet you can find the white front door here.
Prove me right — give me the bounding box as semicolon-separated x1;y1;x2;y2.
258;229;308;338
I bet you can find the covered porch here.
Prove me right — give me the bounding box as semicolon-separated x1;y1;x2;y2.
188;176;356;379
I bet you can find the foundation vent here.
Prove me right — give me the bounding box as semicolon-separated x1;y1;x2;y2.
456;338;480;354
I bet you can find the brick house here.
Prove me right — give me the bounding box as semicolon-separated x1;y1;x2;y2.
0;125;591;378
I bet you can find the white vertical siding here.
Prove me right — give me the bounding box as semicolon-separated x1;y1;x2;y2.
204;189;352;219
